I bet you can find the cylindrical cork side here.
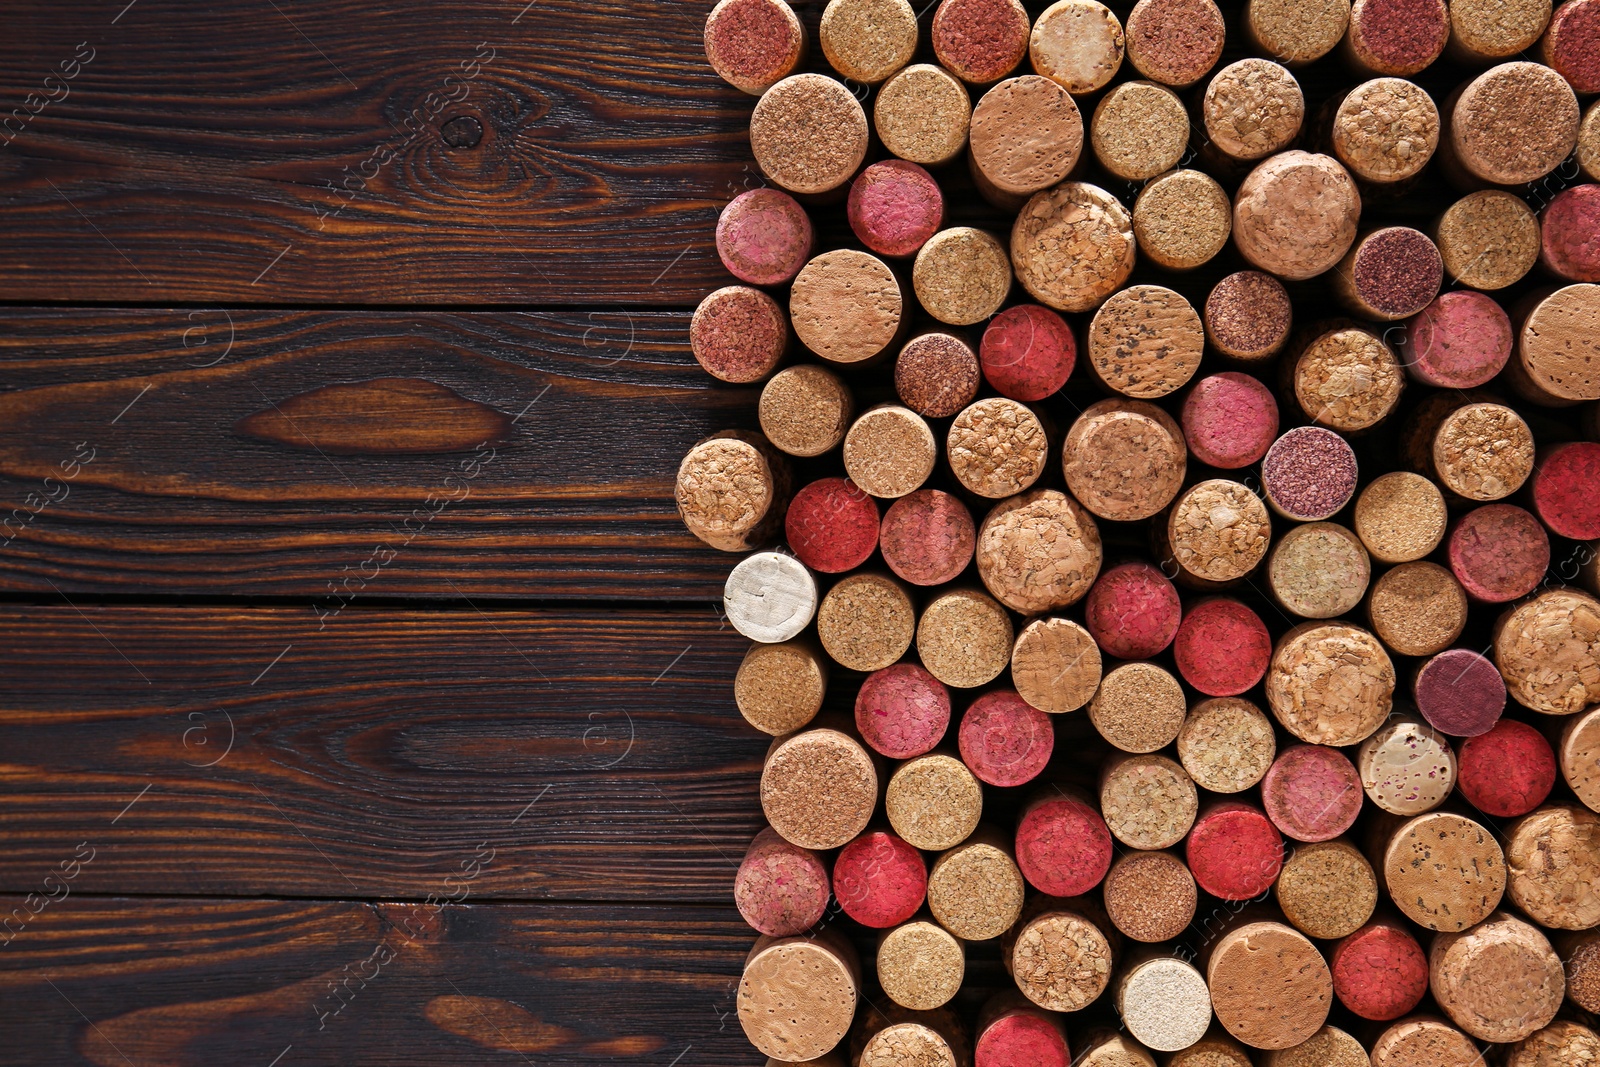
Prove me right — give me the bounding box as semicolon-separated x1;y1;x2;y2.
1562;707;1600;813
726;551;818;644
1430;911;1564;1043
948;397;1048;499
1086;285;1205;399
737;640;829;735
1516;284;1600;404
816;572;915;672
878;921;964;1011
717;187;815;286
1541;0;1600;95
1413;648;1506;737
880;490;976;588
1163;479;1273;585
790;250;904;365
1103;850;1197;943
1370;1017;1483;1067
1540;181;1600;284
1015;791;1114;897
691;285;789;384
1064;399;1187;522
787;477;880;574
1100;753;1198;849
1205;921;1332;1049
1116;955;1214;1052
886;752;984;851
1090;662;1187;754
1267;521;1371;619
1233;151;1361;281
969;76;1083;200
1289;325;1405;433
1354;472;1447;563
1448;0;1552;62
1367;561;1468;656
1261;743;1365;842
1458;719;1555;817
1261;426;1360;522
1125;0;1225;87
1399;291;1513;389
761;726;879;850
1358;717;1458;815
876;63;974;167
1133;169;1232;271
760;365;853;459
1275;840;1377;940
926;826;1026;940
1011;182;1135;312
1267;621;1394;746
1331;921;1428;1021
1449;61;1580;187
1010;616;1102;714
1379;810;1506;931
1178;696;1276;791
1564;930;1600;1011
1505;1021;1600;1067
843;405;937;500
981;303;1077;402
896;333;981;419
1245;0;1351;65
704;0;807;95
959;690;1054;787
1332;78;1439;184
1344;0;1449;75
976;490;1103;613
1205;271;1293;361
1203;59;1306;162
1532;441;1600;539
737;827;832;936
1447;503;1550;603
739;930;859;1061
1435;190;1540;290
917;587;1015;688
1008;905;1117;1011
1429;402;1536;501
1331;227;1443;322
834;831;928;929
678;431;791;552
932;0;1030;84
1084;561;1181;660
1504;804;1600;929
819;0;918;84
913;227;1011;326
849;160;946;260
1494;587;1600;715
750;74;869;194
1029;0;1125;94
1090;81;1189;181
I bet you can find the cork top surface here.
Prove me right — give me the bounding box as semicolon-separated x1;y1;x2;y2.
1125;0;1225;87
1562;707;1600;812
704;0;805;95
918;588;1014;688
1089;662;1187;753
1010;616;1102;713
927;837;1025;940
1357;718;1457;815
1367;561;1467;657
1333;78;1439;183
1029;0;1125;94
691;285;787;384
1063;398;1186;521
726;551;818;643
817;573;915;673
678;435;776;551
1100;753;1197;848
1451;0;1552;58
1505;804;1600;929
1519;284;1600;402
1433;402;1534;500
880;489;977;587
1581;100;1599;181
1010;909;1115;1011
976;490;1102;613
877;922;964;1012
819;0;919;84
859;1021;959;1067
1233;151;1360;281
1370;1017;1483;1067
1246;0;1350;64
791;250;903;364
1103;850;1196;942
1383;811;1506;930
969;75;1084;197
1011;182;1135;312
1117;957;1213;1052
1090;81;1189;181
1275;840;1377;939
1166;479;1272;584
1265;1026;1368;1067
932;0;1031;84
1354;471;1447;563
1204;59;1305;161
751;75;869;194
1493;587;1600;715
1206;922;1332;1050
736;641;827;735
739;937;859;1061
896;333;981;419
1348;0;1449;74
886;753;983;850
1168;1035;1254;1067
1437;189;1539;291
1505;1021;1600;1067
1178;697;1277;793
1086;284;1204;399
1429;911;1564;1043
913;227;1011;327
876;64;973;167
1267;622;1394;746
1267;521;1371;619
844;405;937;500
761;727;877;850
1133;169;1232;271
948;399;1048;501
761;365;852;459
1452;62;1579;186
1292;325;1403;432
1205;270;1292;359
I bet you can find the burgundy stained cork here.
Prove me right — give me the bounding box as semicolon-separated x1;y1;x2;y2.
1344;0;1449;76
975;995;1072;1067
736;827;833;936
1540;184;1600;284
1531;441;1600;539
1103;851;1197;943
1246;0;1352;66
848;161;946;261
1174;601;1272;697
895;333;981;419
1262;745;1364;843
980;304;1076;402
1543;0;1600;94
959;690;1054;787
1330;920;1429;1021
1015;791;1114;897
1563;706;1600;812
1332;227;1443;322
933;0;1031;84
1261;427;1359;522
704;0;806;95
880;490;976;588
1063;400;1188;523
1449;62;1581;187
1430;911;1565;1043
1399;291;1512;389
1457;719;1556;817
1447;503;1551;603
1204;271;1293;362
857;663;953;760
1413;649;1506;737
1084;562;1181;661
833;830;928;929
1186;801;1284;900
1182;373;1279;470
1125;0;1225;88
717;188;815;287
786;478;880;574
691;286;789;384
1233;152;1361;281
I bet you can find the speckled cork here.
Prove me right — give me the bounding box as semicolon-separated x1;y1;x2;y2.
1117;955;1214;1052
817;572;915;672
913;228;1011;327
933;0;1030;84
1174;601;1270;701
1398;291;1513;390
1448;62;1580;186
857;1013;966;1067
1564;930;1600;1011
1449;0;1552;61
843;405;937;500
887;753;984;851
1358;717;1458;816
975;994;1071;1067
1264;1026;1368;1067
1505;803;1600;929
896;333;981;419
834;831;927;929
1539;185;1600;284
1133;169;1233;271
1125;0;1225;87
1205;271;1293;361
1078;1032;1157;1067
1287;325;1404;433
760;365;853;459
1233;152;1360;281
1245;0;1350;65
1514;284;1600;404
1331;227;1442;322
791;251;904;366
1582;100;1599;180
737;827;833;936
717;188;815;287
726;551;818;643
1435;190;1540;290
787;477;880;574
1204;60;1306;163
949;398;1048;499
1378;810;1506;931
927;825;1027;940
1015;791;1114;897
1064;400;1187;522
1030;0;1125;94
1532;440;1600;539
1205;921;1331;1050
980;304;1076;402
1413;648;1505;737
704;0;807;95
1458;719;1555;817
1543;0;1600;94
1178;696;1276;791
1084;562;1181;660
737;640;828;736
1163;479;1272;585
976;490;1103;613
692;286;789;384
1267;622;1394;746
849;160;946;260
1331;920;1428;1021
762;725;878;850
1331;78;1439;184
1262;744;1365;842
878;922;965;1012
969;76;1083;204
1430;911;1564;1043
1090;662;1187;754
880;491;976;588
1182;373;1279;470
1187;803;1285;901
1354;472;1447;563
1086;285;1204;399
678;431;792;553
918;588;1015;688
1562;706;1600;812
819;0;917;84
1011;182;1135;313
1166;1032;1256;1067
1007;901;1118;1012
1447;503;1550;603
959;690;1054;788
1266;521;1371;619
750;74;868;195
1091;81;1190;182
1506;1021;1600;1067
1010;616;1102;714
1369;1017;1482;1067
1494;588;1600;715
877;64;974;168
1344;0;1449;75
739;929;859;1061
1275;840;1377;940
1367;561;1468;657
1103;850;1196;943
857;663;951;759
1100;753;1198;850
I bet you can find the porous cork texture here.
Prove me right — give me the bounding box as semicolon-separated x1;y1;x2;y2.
677;431;788;552
1086;285;1204;399
1165;479;1272;585
933;0;1030;83
1244;0;1351;65
969;75;1083;199
1381;811;1506;931
1291;324;1404;432
1400;291;1514;389
1367;561;1468;656
1505;803;1600;929
1116;956;1213;1052
1089;662;1187;754
737;827;832;936
1333;228;1443;322
1267;622;1394;747
887;753;983;850
1516;284;1600;403
1262;744;1364;843
759;365;852;459
843;405;937;500
791;250;903;365
750;75;868;195
1262;424;1358;521
1267;521;1371;619
895;333;980;419
1010;616;1102;713
1030;0;1125;94
1449;0;1552;60
736;640;827;735
1125;0;1225;87
1264;1027;1367;1067
1358;717;1457;815
1178;697;1277;793
739;932;859;1061
1370;1017;1483;1067
1100;753;1198;849
1203;60;1306;162
1063;399;1186;522
1182;372;1280;470
1206;922;1332;1050
1103;850;1196;943
918;588;1014;688
1430;911;1564;1043
1233;151;1360;281
913;228;1010;328
1175;601;1271;697
859;1020;960;1067
817;573;915;673
1581;101;1599;181
1354;472;1447;563
878;922;964;1011
761;727;878;850
1133;170;1232;271
1011;182;1135;313
879;490;976;587
1450;61;1580;186
1432;402;1534;500
1090;81;1189;181
717;187;814;287
819;0;918;84
1562;707;1600;812
948;398;1048;499
981;304;1077;402
1205;271;1292;360
1543;0;1600;93
976;490;1102;613
1009;907;1115;1011
856;663;951;759
692;286;788;384
1345;0;1450;75
927;831;1026;940
1079;1032;1158;1067
704;0;806;95
876;64;973;167
1564;930;1600;1010
1436;190;1540;291
1506;1021;1600;1067
849;160;946;259
1275;840;1377;940
1493;588;1600;715
1448;503;1550;603
1168;1034;1255;1067
1541;186;1600;284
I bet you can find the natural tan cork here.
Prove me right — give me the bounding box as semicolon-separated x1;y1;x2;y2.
1378;810;1506;931
948;398;1048;499
1505;1021;1600;1067
912;227;1010;326
1262;1027;1367;1067
1167;1032;1255;1067
1164;480;1272;586
887;753;984;851
1030;0;1124;94
1267;622;1394;747
760;365;853;458
677;431;791;552
1290;323;1404;432
918;588;1014;688
1133;170;1231;272
1354;471;1447;564
816;573;916;673
1100;753;1198;849
1090;662;1187;754
1448;62;1579;187
1582;100;1599;182
819;0;918;83
1493;588;1600;715
750;74;869;195
1358;717;1457;816
876;64;973;168
843;405;937;500
1367;561;1468;657
1062;399;1186;522
1103;850;1196;943
1086;285;1204;400
1370;1017;1482;1067
1203;60;1305;163
1449;0;1552;61
1008;904;1116;1012
1275;840;1377;940
858;1017;964;1067
1011;617;1102;714
1206;922;1332;1050
762;727;878;850
791;250;904;365
1514;284;1600;404
1560;931;1600;1010
1090;81;1189;182
1430;911;1563;1043
878;922;965;1012
1561;707;1600;813
927;825;1026;941
1431;401;1535;501
1116;954;1214;1053
1505;803;1600;929
976;490;1102;613
1178;697;1276;794
1435;190;1540;291
1244;0;1350;65
736;639;828;735
739;928;859;1061
1011;182;1135;313
1233;151;1360;281
1267;521;1371;620
969;75;1084;201
1331;78;1439;184
1079;1032;1157;1067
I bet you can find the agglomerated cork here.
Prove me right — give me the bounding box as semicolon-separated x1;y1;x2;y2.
857;1016;965;1067
1010;616;1102;714
717;187;814;287
1163;479;1272;586
1370;1017;1483;1067
879;490;976;588
1358;717;1458;815
1331;921;1429;1022
1090;662;1187;754
1354;472;1447;564
762;726;878;850
740;930;859;1062
1435;190;1540;290
1245;0;1350;64
856;663;951;759
918;588;1014;688
1090;81;1190;181
976;490;1103;613
1085;561;1182;660
1063;399;1187;522
1133;170;1232;271
849;160;946;260
1204;60;1306;162
704;0;807;96
1167;1033;1255;1067
736;640;828;736
1267;521;1371;619
1175;600;1273;699
1100;753;1198;850
1449;62;1580;186
1267;622;1394;746
816;573;915;673
1116;955;1214;1052
948;398;1048;499
1380;811;1506;931
726;551;818;644
1233;152;1361;281
819;0;917;84
1565;930;1600;1011
1507;1021;1600;1067
1086;285;1204;399
1432;401;1535;501
787;477;879;574
1189;806;1283;900
975;995;1072;1067
1102;850;1196;943
843;405;937;500
1493;587;1600;714
1562;707;1600;812
1448;503;1551;603
1505;803;1600;929
931;0;1029;85
1263;1027;1368;1067
913;229;1011;328
760;365;853;458
1431;911;1564;1043
1582;100;1599;181
878;921;965;1012
1543;0;1600;94
969;75;1084;202
1331;227;1443;322
1367;561;1468;657
1275;840;1378;940
927;826;1026;940
1289;324;1404;432
981;304;1077;402
1399;291;1514;389
1016;792;1115;897
737;827;832;936
1449;0;1552;61
677;431;790;553
1457;720;1553;815
1206;922;1332;1050
1125;0;1225;87
1011;182;1135;313
1262;744;1365;843
1515;284;1600;404
876;64;974;168
887;753;984;851
1178;697;1277;793
1030;0;1125;94
691;285;789;385
1542;186;1600;285
835;831;928;928
895;333;981;419
790;250;904;365
1008;904;1117;1012
750;75;868;195
959;690;1054;788
1344;0;1449;75
1078;1032;1157;1067
1205;271;1293;361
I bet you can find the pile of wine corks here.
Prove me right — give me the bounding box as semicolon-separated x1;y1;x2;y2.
692;0;1600;1063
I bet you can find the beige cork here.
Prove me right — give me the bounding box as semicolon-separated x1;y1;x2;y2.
918;588;1014;689
751;74;869;195
819;0;918;84
1437;402;1535;501
1505;803;1600;929
1449;0;1552;62
762;727;878;850
1515;284;1600;405
1358;716;1458;816
1245;0;1350;65
1116;954;1214;1052
760;365;854;458
1011;617;1102;714
1203;60;1306;163
1506;1021;1600;1067
1493;587;1600;715
1262;1027;1368;1067
857;1016;965;1067
1561;707;1600;813
1378;810;1506;931
1367;561;1468;657
736;639;828;735
1100;753;1198;850
1166;1031;1255;1067
969;75;1084;201
1354;472;1447;564
790;250;904;366
1582;101;1599;182
1091;81;1190;182
726;552;819;644
1133;170;1232;272
1331;78;1439;185
1011;182;1135;313
704;0;806;96
912;228;1010;327
1369;1017;1482;1067
1290;323;1404;432
765;1057;844;1067
1267;521;1372;620
1080;1031;1157;1067
1008;904;1117;1012
1430;911;1564;1043
1275;839;1378;940
1449;62;1580;187
1562;929;1600;1011
843;405;937;500
1435;190;1540;291
1103;850;1197;943
1086;285;1205;400
976;490;1103;613
1125;0;1226;88
677;431;791;553
1179;697;1277;794
878;921;965;1012
817;573;916;673
1090;662;1187;754
1267;622;1394;747
887;753;984;851
947;398;1048;499
1164;479;1273;587
877;64;973;168
1233;152;1361;281
1206;921;1332;1050
1063;399;1187;523
739;928;860;1061
927;825;1026;941
1030;0;1125;94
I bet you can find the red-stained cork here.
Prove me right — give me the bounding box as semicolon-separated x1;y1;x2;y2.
1182;372;1280;469
735;827;832;936
1337;227;1443;322
833;830;928;929
1447;503;1551;603
1543;0;1600;95
690;286;788;384
1125;0;1226;88
716;188;815;287
848;161;945;259
980;305;1077;402
1347;0;1450;76
976;1000;1071;1067
1261;745;1364;843
1399;291;1512;390
785;478;880;574
856;663;952;759
1084;562;1182;660
932;0;1031;84
1205;271;1293;362
1531;442;1600;540
1540;185;1600;284
880;490;976;588
1414;649;1506;738
1174;598;1271;697
1187;802;1283;901
1262;427;1360;522
1015;793;1114;898
704;0;805;95
1458;719;1557;818
959;690;1055;787
1331;920;1429;1021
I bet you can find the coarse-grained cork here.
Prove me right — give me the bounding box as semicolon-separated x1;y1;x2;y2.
816;573;915;673
1399;291;1513;389
1175;600;1273;698
1354;472;1447;563
1100;753;1197;849
969;76;1083;201
1494;588;1600;714
1449;62;1580;186
1564;930;1600;1011
704;0;807;96
787;477;879;574
737;827;833;936
1030;0;1125;94
1332;921;1429;1021
927;825;1026;940
1133;170;1232;271
878;921;965;1012
1125;0;1225;87
1449;0;1552;61
1085;562;1182;660
762;726;878;850
1091;81;1189;181
1103;851;1196;943
1507;1021;1600;1067
877;64;974;168
896;333;981;419
1008;902;1117;1012
1205;271;1293;361
975;994;1072;1067
1562;707;1600;813
1268;622;1394;746
677;431;791;553
1010;617;1102;714
1332;78;1439;183
691;285;790;385
740;928;859;1061
1543;0;1600;94
1075;1033;1155;1067
913;229;1011;329
1263;1027;1368;1067
737;640;828;736
1378;810;1505;931
1434;402;1534;501
750;75;868;195
887;753;984;851
790;250;903;366
1090;662;1187;754
1435;190;1540;290
1331;227;1442;322
1015;791;1115;897
1369;1017;1482;1067
1086;285;1204;399
843;405;937;500
976;490;1103;613
880;490;976;588
1204;60;1305;163
819;0;917;84
931;0;1029;84
1430;911;1564;1043
959;690;1053;787
849;160;946;259
1063;399;1186;522
1275;840;1376;940
726;551;818;644
1011;183;1135;313
856;663;951;759
1344;0;1449;75
1542;186;1600;283
1117;954;1214;1052
1206;921;1332;1050
1262;744;1365;842
1367;561;1468;656
1245;0;1349;64
1178;697;1276;792
760;365;853;459
1505;803;1600;928
1289;323;1404;432
918;588;1014;688
1268;522;1371;619
1515;284;1600;404
1358;716;1457;815
1164;479;1272;585
857;1015;966;1067
1582;100;1599;181
1166;1032;1255;1067
1233;152;1361;281
948;398;1048;499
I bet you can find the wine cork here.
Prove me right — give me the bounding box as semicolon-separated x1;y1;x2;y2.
878;921;965;1012
1174;599;1270;699
1515;284;1600;405
1541;0;1600;94
762;725;879;849
1344;0;1449;75
968;76;1083;205
1494;587;1600;715
1100;753;1198;850
1267;521;1371;619
1063;400;1188;522
1540;185;1600;284
726;551;819;644
1582;100;1599;181
1117;955;1214;1052
933;0;1030;84
1404;396;1535;502
1507;1021;1600;1067
751;75;869;195
1085;562;1181;660
1435;189;1540;290
927;826;1027;940
1397;291;1513;390
704;0;806;95
1206;921;1332;1050
1331;921;1428;1021
1163;479;1273;585
1505;803;1600;929
787;477;881;574
1532;441;1600;539
1015;791;1114;897
1079;1033;1156;1067
1458;719;1556;817
1090;81;1190;182
887;753;984;851
895;333;981;419
817;572;916;673
1449;0;1553;61
1090;662;1187;754
1565;930;1600;1011
848;160;946;260
1125;0;1225;88
739;929;859;1061
1103;850;1197;943
912;228;1010;328
1330;78;1439;185
1010;616;1102;714
1367;561;1469;657
1008;902;1117;1012
1562;706;1600;812
1448;62;1580;186
819;0;917;84
678;432;791;552
1369;1017;1482;1067
737;827;833;936
1204;271;1292;362
877;64;973;168
1262;426;1360;522
1288;325;1404;433
737;639;829;736
1029;0;1125;94
791;250;904;365
1233;152;1361;281
1165;1032;1255;1067
1358;717;1458;816
717;188;814;289
1262;744;1365;843
1353;472;1447;564
765;1054;845;1067
1133;169;1232;272
1331;227;1442;322
835;831;928;929
1275;840;1377;939
760;365;853;459
1265;1027;1369;1067
948;398;1048;499
1203;60;1306;163
975;995;1071;1067
1187;802;1285;900
1246;0;1350;64
1379;810;1506;931
1181;373;1279;471
1011;182;1135;313
976;490;1103;613
881;491;976;588
1447;503;1550;603
857;1013;967;1067
918;588;1014;689
1086;285;1204;400
843;405;937;500
1267;622;1395;746
1178;695;1276;791
980;304;1076;402
857;663;952;759
959;690;1054;788
1413;648;1505;738
1430;911;1564;1043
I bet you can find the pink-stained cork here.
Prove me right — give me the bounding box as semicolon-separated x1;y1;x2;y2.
979;305;1077;402
1182;372;1280;469
879;490;976;587
1540;185;1600;284
1331;920;1429;1021
1015;793;1114;898
1414;649;1507;738
959;690;1054;787
932;0;1031;84
1348;0;1450;75
735;827;832;936
1261;744;1364;843
703;0;806;95
1186;801;1284;900
690;286;788;384
1458;719;1557;818
1399;291;1512;390
1530;441;1600;540
975;1006;1071;1067
1262;427;1360;522
833;830;928;929
786;477;880;574
1084;562;1182;660
1174;598;1272;697
1447;504;1551;603
847;160;946;259
856;663;952;759
716;188;815;286
1544;0;1600;95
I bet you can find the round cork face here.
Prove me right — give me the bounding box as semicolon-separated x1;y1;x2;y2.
1063;399;1187;521
736;827;832;936
1401;291;1513;390
1233;151;1360;281
1086;284;1204;399
1447;503;1550;603
976;490;1103;613
1347;0;1449;75
887;753;984;851
787;477;880;574
1174;603;1272;700
1413;648;1507;738
761;727;878;850
1206;922;1331;1049
1568;935;1600;1012
1358;718;1457;816
750;74;869;195
1582;101;1600;181
1370;1018;1483;1067
717;188;814;287
981;304;1077;402
860;1022;959;1067
1090;81;1189;181
1430;912;1565;1043
959;690;1054;788
1332;78;1439;183
1083;561;1181;660
927;836;1026;940
876;64;974;168
1331;922;1428;1021
1205;271;1293;361
1261;744;1364;843
1270;1027;1368;1067
1204;59;1305;162
1450;0;1551;59
1167;1036;1256;1067
1100;753;1197;849
1562;707;1600;813
1353;472;1446;563
1539;185;1600;284
1182;372;1279;470
856;662;951;759
1451;61;1580;186
843;405;937;500
1133;169;1232;271
977;1010;1072;1067
834;831;927;929
1506;1021;1600;1067
737;641;827;736
690;282;790;382
913;227;1011;326
1103;850;1197;942
879;490;976;588
1246;0;1350;65
739;937;858;1061
918;588;1014;688
1276;841;1377;940
1505;804;1600;929
678;435;784;553
1341;227;1443;322
1178;696;1276;791
1125;0;1224;87
1015;793;1113;896
932;0;1031;84
895;333;981;419
1010;909;1115;1011
1090;663;1186;754
1165;479;1272;584
1367;561;1468;657
790;250;903;365
968;76;1084;199
1437;190;1540;291
816;572;915;672
1544;0;1600;94
877;922;964;1011
704;0;806;95
1267;622;1394;747
848;160;946;260
1118;957;1213;1052
1458;719;1556;817
1010;616;1102;714
1518;283;1600;402
760;365;853;459
949;398;1048;499
1266;521;1371;619
1532;441;1600;539
1030;0;1125;94
819;0;918;84
1290;327;1404;433
1383;811;1506;931
1495;588;1600;715
1011;182;1135;313
726;552;819;644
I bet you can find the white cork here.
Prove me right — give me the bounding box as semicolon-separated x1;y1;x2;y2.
1116;955;1213;1052
726;552;819;643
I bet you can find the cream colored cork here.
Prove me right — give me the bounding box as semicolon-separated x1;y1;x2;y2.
740;929;860;1061
820;0;918;84
1449;0;1552;61
1275;840;1377;940
678;431;790;553
1116;955;1214;1053
1011;182;1135;313
1030;0;1125;94
1091;663;1187;754
1233;152;1360;281
1493;588;1600;715
1009;905;1117;1012
1332;78;1439;184
843;405;937;500
912;227;1010;326
878;922;965;1011
1178;697;1276;794
1505;803;1600;929
948;398;1048;499
1515;284;1600;404
969;75;1084;201
751;74;869;195
1433;402;1535;501
1581;100;1599;182
1449;62;1579;187
1506;1021;1600;1067
1369;1017;1482;1067
736;639;828;735
1435;190;1540;291
1561;707;1600;813
1203;60;1305;162
877;64;973;168
1133;170;1231;271
1267;521;1371;620
887;753;983;851
976;490;1103;613
1244;0;1350;65
1080;1031;1157;1067
1263;1026;1368;1067
762;726;878;850
1063;399;1187;522
1086;285;1204;400
927;826;1026;941
1091;81;1189;182
726;551;819;644
1100;753;1198;850
1354;472;1447;564
1011;617;1102;714
817;573;916;673
1367;561;1468;657
1291;324;1404;432
1104;850;1196;944
918;588;1014;689
858;1019;962;1067
1358;717;1457;816
1379;810;1506;931
1166;1032;1255;1067
1430;911;1564;1044
1206;922;1332;1050
791;250;904;365
760;365;853;458
1267;622;1394;747
1164;480;1272;586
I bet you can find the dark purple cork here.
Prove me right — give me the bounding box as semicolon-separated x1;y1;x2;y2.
1261;426;1359;521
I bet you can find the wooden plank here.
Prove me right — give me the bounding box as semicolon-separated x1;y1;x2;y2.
0;604;773;902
